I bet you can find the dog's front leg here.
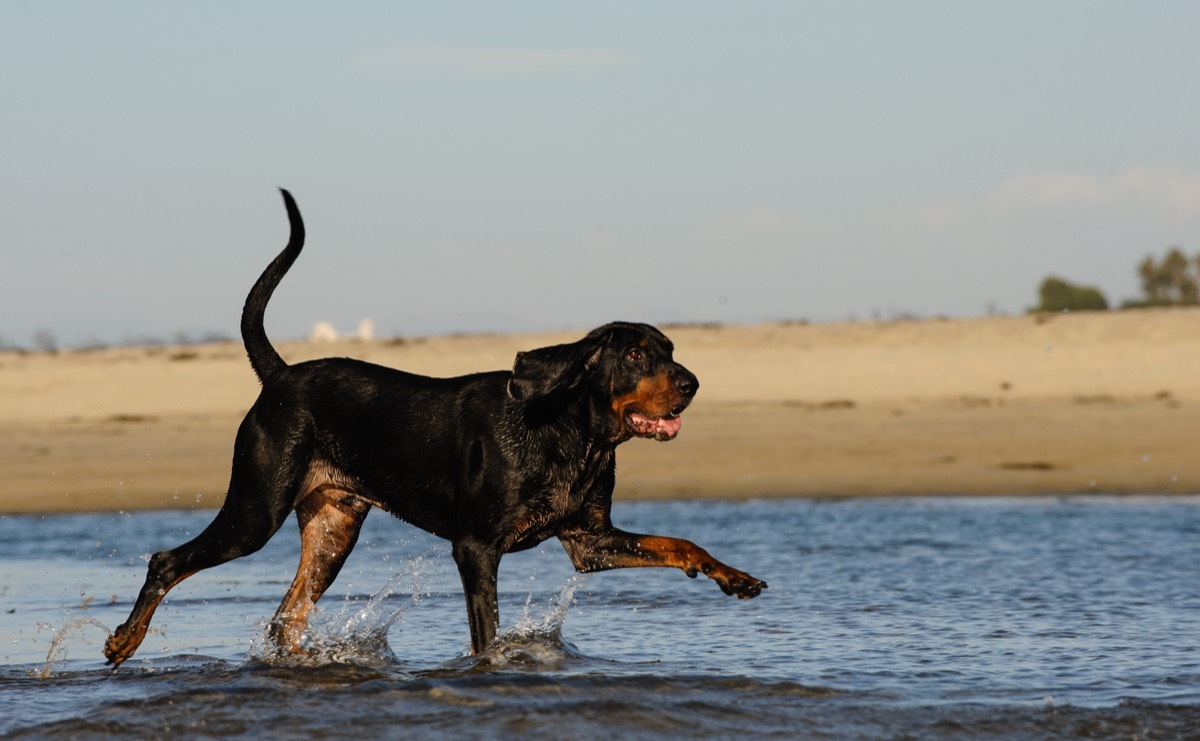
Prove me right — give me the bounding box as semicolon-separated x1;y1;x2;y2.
560;529;767;599
452;539;501;654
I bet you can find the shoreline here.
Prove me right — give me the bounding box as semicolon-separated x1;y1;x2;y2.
4;309;1200;514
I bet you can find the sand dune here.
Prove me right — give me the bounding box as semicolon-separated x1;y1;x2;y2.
3;308;1199;513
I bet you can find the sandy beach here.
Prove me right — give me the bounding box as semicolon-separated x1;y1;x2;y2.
3;308;1199;514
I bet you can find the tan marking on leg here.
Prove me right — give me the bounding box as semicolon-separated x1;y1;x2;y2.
271;487;367;653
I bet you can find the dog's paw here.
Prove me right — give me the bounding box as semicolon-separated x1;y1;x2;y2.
103;625;132;667
713;567;767;599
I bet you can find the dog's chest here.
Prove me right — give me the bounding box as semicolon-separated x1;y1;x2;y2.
505;451;611;550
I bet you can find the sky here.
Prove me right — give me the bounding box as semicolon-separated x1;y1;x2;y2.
3;1;1199;348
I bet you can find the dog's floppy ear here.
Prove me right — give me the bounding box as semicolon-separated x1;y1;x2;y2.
508;337;606;403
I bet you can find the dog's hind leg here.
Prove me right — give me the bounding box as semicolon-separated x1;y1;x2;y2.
103;479;295;668
269;490;370;653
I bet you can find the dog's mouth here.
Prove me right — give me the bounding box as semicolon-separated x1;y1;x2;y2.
626;410;684;441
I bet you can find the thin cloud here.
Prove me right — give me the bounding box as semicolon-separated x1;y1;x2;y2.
353;45;641;77
890;166;1200;235
987;166;1200;222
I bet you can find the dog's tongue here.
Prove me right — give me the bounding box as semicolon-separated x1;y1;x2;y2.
657;415;682;436
631;412;682;438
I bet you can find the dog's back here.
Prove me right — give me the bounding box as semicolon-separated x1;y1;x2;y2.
247;358;518;535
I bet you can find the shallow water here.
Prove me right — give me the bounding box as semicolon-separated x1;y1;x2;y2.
3;496;1200;739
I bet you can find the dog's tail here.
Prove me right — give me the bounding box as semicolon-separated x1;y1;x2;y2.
241;188;304;383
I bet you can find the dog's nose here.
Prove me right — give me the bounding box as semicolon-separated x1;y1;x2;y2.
674;369;699;398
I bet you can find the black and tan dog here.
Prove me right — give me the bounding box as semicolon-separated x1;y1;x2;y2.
103;191;766;667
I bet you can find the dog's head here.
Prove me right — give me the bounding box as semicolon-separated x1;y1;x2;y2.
507;322;699;443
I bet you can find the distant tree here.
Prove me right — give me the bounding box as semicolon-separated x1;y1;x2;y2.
32;329;58;354
1134;247;1199;307
1032;276;1109;313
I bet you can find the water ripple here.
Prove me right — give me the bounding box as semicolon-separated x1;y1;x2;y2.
4;496;1200;737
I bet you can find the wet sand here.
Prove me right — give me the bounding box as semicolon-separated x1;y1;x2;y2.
3;308;1199;514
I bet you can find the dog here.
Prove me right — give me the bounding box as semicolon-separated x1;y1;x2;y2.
103;190;766;667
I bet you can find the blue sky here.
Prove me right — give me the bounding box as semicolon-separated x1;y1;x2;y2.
3;1;1199;347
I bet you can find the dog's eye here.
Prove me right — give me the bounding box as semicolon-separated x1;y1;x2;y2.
624;347;644;362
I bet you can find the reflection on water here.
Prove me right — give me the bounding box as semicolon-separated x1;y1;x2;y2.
2;496;1200;738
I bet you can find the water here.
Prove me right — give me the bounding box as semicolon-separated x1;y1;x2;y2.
3;496;1200;739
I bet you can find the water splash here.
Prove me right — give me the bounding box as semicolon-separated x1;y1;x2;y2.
514;573;587;638
471;574;591;670
249;546;445;668
33;596;110;679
